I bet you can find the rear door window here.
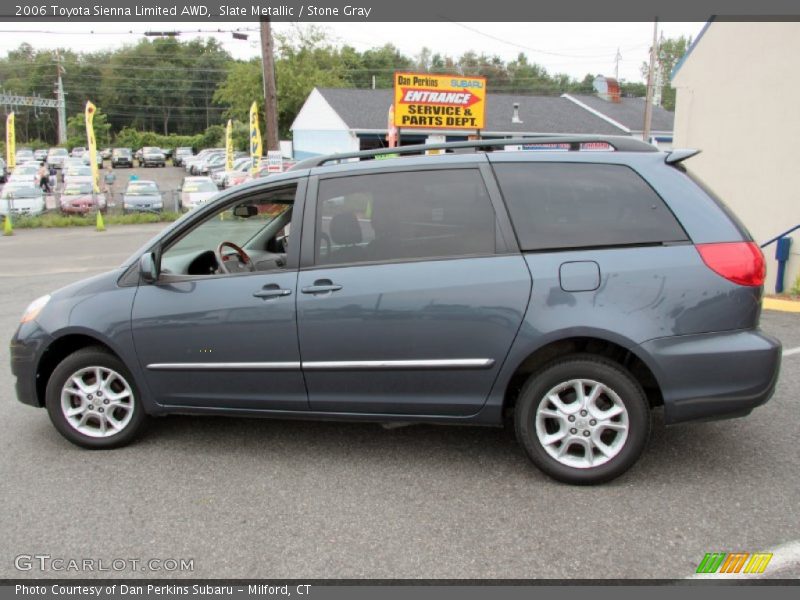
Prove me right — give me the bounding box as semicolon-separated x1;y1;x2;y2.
315;169;497;266
493;163;688;251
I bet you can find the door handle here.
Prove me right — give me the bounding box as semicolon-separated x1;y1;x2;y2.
301;279;343;295
253;284;292;299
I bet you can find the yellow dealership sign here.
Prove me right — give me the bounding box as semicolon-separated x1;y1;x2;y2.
393;72;486;130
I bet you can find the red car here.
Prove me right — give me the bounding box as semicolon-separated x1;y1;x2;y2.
59;182;107;214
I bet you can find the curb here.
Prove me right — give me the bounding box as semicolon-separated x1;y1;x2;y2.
763;298;800;313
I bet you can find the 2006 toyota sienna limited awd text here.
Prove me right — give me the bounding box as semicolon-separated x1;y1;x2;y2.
10;136;781;484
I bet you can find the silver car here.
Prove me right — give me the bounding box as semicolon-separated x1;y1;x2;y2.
122;180;162;213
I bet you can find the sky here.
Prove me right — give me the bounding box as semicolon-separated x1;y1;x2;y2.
0;21;706;83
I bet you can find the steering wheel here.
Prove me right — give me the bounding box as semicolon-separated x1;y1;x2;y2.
215;241;255;274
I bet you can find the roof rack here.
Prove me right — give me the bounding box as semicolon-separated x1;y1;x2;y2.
291;135;658;170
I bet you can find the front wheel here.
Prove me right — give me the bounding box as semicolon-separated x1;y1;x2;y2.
514;355;650;485
45;347;147;449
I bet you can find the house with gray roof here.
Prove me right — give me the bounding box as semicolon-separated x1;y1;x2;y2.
290;87;674;159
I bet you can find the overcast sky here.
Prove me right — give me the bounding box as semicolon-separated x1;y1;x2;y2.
0;21;705;83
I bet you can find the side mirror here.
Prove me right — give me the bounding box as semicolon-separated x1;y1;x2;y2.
233;205;258;219
139;252;159;284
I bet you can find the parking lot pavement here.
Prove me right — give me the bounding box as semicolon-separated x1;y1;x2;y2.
0;226;798;579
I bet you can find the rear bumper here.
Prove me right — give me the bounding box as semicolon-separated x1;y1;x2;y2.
639;329;781;424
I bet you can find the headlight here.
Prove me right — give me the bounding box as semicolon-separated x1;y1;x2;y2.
21;294;50;324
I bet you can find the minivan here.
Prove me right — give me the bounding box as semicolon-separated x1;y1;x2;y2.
10;136;781;484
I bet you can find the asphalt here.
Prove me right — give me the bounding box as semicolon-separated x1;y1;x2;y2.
0;225;798;580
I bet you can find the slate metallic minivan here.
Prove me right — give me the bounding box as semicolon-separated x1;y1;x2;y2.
10;137;781;484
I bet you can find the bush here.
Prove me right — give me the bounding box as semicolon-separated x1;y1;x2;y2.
112;122;237;153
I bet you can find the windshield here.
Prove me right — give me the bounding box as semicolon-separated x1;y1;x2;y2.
1;186;40;199
176;148;192;155
143;147;160;153
49;148;68;156
63;183;93;195
183;180;217;193
113;149;131;156
126;182;158;195
66;167;92;176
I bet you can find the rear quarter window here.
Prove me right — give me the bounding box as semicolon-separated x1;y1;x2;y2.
493;162;688;251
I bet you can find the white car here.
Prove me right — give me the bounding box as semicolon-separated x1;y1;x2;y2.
63;165;95;187
0;183;45;216
184;148;223;174
180;176;218;211
8;164;41;186
15;150;35;163
213;157;252;188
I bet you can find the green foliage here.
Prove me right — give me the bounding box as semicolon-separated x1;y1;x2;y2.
641;35;692;111
790;273;800;297
66;108;112;149
13;211;180;228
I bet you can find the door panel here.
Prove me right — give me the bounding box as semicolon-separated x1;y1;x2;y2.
297;256;531;415
131;272;306;410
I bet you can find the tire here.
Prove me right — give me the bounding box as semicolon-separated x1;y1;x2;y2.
45;347;147;449
514;355;650;485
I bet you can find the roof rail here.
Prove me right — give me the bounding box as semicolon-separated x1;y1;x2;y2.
290;135;658;171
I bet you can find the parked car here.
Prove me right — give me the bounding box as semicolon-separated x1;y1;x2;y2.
63;165;95;187
100;148;112;160
134;148;143;163
111;148;133;168
8;163;40;186
122;179;162;212
59;182;106;214
179;176;218;211
213;157;251;188
184;148;223;174
173;147;194;167
0;182;45;216
47;147;68;170
70;147;86;158
82;152;103;167
34;149;48;162
199;153;227;176
192;152;228;176
15;149;35;164
140;147;166;168
9;136;781;485
160;148;173;160
0;157;6;183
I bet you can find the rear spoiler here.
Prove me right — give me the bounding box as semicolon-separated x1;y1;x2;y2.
665;148;701;164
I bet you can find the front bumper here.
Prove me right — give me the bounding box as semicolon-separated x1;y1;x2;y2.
639;328;781;424
10;322;53;408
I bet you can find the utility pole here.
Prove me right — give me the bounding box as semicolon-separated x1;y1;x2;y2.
614;48;622;81
259;18;280;152
54;50;67;145
642;19;658;144
653;31;665;108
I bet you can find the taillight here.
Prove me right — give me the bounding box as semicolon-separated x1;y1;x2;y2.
696;242;766;286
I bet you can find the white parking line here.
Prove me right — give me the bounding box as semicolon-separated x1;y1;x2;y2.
783;346;800;357
689;539;800;579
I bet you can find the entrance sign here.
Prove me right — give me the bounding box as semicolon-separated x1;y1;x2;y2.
393;72;486;130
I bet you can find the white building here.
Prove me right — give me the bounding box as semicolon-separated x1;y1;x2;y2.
672;20;800;293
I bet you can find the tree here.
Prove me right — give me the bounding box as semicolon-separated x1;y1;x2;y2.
641;35;692;111
65;108;111;149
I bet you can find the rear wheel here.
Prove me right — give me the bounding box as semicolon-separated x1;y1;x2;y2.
514;355;650;485
45;347;146;449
